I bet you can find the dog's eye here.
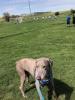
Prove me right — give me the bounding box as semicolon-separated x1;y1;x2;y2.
43;66;47;70
43;66;45;68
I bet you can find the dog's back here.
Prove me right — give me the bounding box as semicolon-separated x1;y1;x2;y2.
16;58;36;76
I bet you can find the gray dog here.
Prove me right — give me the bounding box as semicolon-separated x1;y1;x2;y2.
16;57;57;99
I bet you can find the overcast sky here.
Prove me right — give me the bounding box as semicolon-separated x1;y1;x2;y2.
0;0;75;16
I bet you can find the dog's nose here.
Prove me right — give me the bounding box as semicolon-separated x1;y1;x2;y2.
36;76;41;80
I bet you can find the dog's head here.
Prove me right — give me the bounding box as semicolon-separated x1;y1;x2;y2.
35;58;53;80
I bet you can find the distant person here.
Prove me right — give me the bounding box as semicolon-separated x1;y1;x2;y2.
66;15;71;26
72;14;75;26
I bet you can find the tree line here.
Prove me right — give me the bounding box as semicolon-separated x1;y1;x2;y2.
3;9;75;22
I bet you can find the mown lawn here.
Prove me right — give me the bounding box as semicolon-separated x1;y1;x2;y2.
0;15;75;100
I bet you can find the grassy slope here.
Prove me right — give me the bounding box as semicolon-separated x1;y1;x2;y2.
0;14;75;100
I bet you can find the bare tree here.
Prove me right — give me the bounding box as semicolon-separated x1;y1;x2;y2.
3;12;10;22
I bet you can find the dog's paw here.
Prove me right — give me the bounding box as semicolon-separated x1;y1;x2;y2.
23;95;27;98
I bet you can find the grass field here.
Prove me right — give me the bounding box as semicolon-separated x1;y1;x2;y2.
0;14;75;100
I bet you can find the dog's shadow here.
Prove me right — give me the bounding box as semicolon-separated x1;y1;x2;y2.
48;78;73;100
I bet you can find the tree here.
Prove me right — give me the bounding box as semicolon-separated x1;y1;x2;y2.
3;12;10;22
71;9;75;15
55;12;60;16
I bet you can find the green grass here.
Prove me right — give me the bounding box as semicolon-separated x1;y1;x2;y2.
0;15;75;100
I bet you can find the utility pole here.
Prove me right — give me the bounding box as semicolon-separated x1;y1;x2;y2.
28;0;31;15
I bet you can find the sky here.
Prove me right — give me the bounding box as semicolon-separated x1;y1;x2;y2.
0;0;75;16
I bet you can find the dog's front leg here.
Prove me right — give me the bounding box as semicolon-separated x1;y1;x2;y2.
47;73;57;100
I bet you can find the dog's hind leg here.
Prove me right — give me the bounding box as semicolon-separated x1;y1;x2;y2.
19;70;26;98
16;64;27;98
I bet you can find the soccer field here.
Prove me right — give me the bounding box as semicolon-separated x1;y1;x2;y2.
0;14;75;100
